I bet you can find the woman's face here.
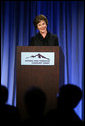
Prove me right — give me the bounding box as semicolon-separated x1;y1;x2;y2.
37;20;47;33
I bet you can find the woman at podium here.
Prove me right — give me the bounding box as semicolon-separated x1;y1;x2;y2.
30;14;59;46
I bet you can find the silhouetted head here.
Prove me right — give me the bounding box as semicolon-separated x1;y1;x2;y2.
0;85;8;105
24;86;47;118
57;84;82;109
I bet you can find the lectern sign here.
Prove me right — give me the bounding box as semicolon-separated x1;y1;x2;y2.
21;52;55;65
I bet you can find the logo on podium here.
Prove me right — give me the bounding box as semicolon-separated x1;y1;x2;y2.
21;52;55;65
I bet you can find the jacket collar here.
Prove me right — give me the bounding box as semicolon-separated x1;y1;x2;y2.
37;31;50;40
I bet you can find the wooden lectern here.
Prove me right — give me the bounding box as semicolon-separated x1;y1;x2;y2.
16;46;64;120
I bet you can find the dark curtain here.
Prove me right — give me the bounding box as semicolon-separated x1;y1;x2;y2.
1;1;84;120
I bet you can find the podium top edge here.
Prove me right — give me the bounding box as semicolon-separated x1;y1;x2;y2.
16;46;60;47
16;46;61;50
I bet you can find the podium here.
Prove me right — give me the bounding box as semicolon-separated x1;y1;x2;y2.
16;46;64;120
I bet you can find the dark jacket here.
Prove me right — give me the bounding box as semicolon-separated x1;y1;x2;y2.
29;32;59;46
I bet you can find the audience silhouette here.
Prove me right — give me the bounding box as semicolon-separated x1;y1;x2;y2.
45;84;84;126
22;86;47;126
0;84;84;126
0;85;8;105
0;85;20;126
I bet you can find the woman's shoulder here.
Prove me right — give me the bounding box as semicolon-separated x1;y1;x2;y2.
31;33;40;39
50;32;58;38
48;32;58;41
30;33;40;45
48;32;59;45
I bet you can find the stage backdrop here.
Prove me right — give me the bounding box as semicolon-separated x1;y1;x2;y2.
1;1;84;120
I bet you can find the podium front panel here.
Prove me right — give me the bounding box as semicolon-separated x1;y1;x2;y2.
16;46;60;120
